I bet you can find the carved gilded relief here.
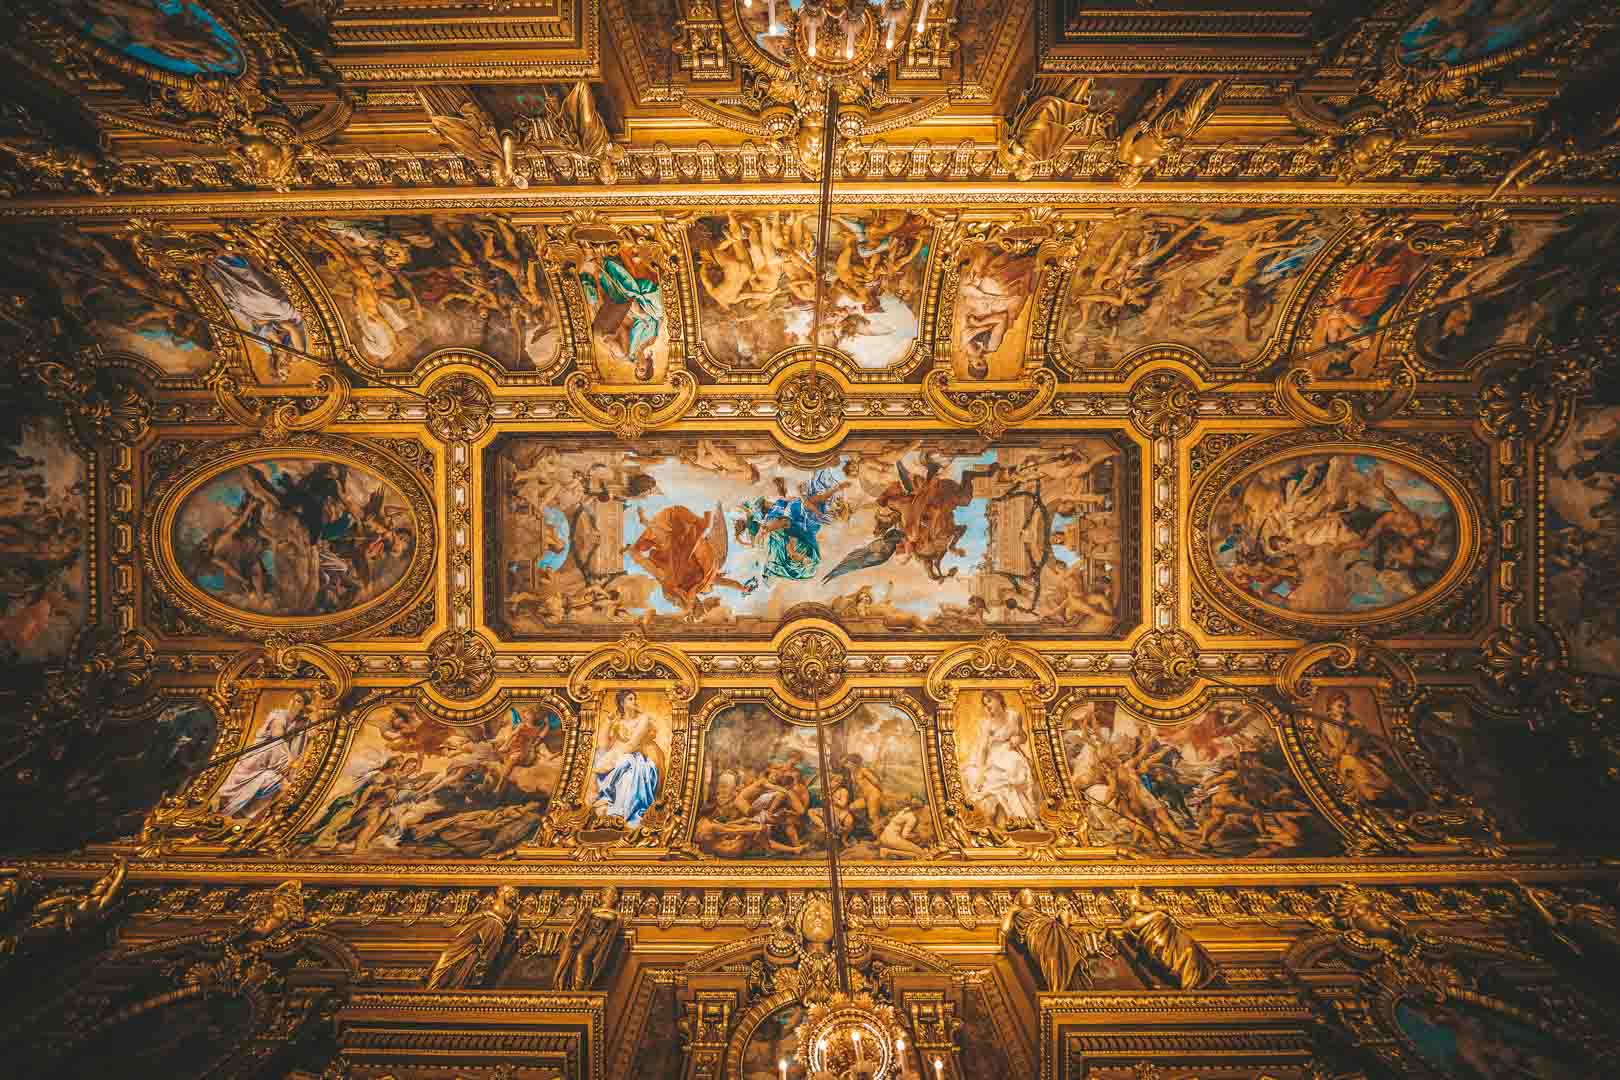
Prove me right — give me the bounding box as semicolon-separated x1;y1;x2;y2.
9;3;1620;1073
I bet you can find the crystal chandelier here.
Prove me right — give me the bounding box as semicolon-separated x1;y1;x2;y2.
763;28;949;1076
741;0;925;67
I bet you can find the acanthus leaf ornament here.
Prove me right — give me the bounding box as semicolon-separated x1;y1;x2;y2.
1130;629;1200;699
428;630;497;701
778;627;849;702
1129;370;1201;439
566;632;699;705
425;374;495;443
27;357;152;446
776;369;847;443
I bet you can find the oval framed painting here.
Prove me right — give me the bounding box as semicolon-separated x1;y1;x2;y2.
1191;436;1481;632
1395;0;1565;74
60;0;252;86
143;434;436;640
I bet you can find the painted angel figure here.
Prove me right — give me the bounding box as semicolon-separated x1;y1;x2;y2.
626;503;753;619
736;470;850;586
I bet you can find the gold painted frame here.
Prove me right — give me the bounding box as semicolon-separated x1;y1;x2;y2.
140;431;439;641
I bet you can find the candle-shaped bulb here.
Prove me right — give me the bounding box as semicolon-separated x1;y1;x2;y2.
896;1036;906;1052
917;0;930;33
934;1059;944;1078
779;1059;788;1080
818;1038;828;1053
845;18;856;58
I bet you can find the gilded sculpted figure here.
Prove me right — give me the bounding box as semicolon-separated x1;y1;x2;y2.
1115;79;1228;188
2;858;127;956
996;77;1111;181
552;886;622;991
424;884;521;990
241;880;309;939
1517;881;1620;976
999;887;1102;991
1104;889;1221;990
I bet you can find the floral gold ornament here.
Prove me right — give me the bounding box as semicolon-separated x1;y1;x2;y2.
776;369;847;443
425;373;495;443
779;625;849;702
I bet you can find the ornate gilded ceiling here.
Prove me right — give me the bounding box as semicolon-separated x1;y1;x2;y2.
3;2;1620;1078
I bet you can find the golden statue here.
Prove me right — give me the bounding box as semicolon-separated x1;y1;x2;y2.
1104;889;1221;990
999;887;1101;992
1114;79;1228;188
424;885;521;990
3;858;127;956
552;886;622;991
1517;881;1620;973
996;77;1110;181
240;881;310;939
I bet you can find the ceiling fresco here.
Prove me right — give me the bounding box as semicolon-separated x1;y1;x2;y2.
3;1;1620;1078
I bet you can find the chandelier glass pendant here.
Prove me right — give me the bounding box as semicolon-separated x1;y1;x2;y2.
741;0;925;70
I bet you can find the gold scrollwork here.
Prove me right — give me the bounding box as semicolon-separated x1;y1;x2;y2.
925;633;1059;705
563;368;699;440
922;365;1057;440
1274;365;1417;439
566;632;700;706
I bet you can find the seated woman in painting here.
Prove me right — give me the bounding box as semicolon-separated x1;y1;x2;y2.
580;242;664;381
591;690;663;828
964;690;1042;827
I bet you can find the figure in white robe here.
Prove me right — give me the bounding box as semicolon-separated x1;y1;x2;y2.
214;693;312;819
963;690;1042;825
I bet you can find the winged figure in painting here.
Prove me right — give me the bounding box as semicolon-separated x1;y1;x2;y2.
823;528;905;583
825;453;989;584
626;503;754;620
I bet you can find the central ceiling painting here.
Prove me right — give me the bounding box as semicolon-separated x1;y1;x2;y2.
486;433;1136;637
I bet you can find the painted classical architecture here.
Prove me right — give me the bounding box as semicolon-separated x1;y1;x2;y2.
1;0;1619;1076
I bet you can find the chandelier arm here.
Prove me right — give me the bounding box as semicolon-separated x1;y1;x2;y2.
812;697;854;995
